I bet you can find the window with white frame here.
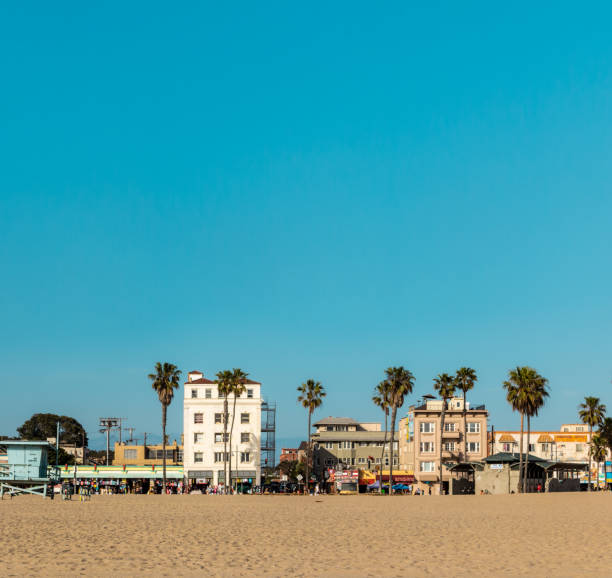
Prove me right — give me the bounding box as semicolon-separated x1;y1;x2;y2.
443;442;455;452
420;461;436;472
191;388;197;398
124;449;137;460
205;389;212;399
444;423;456;432
214;433;229;443
247;389;253;398
241;413;250;424
576;444;583;452
325;442;334;449
358;457;366;464
194;413;203;424
375;457;381;464
467;422;480;433
194;452;203;463
214;452;229;463
193;432;203;443
541;443;550;453
218;388;226;398
420;442;435;453
502;443;512;452
215;413;224;424
467;442;480;453
241;432;250;443
528;443;535;452
240;452;250;463
420;422;435;433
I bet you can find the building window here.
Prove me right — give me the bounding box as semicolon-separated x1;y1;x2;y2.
205;389;212;399
191;389;198;398
178;450;183;461
541;443;550;453
240;452;250;463
324;458;334;466
444;423;456;432
218;389;226;398
420;461;436;472
393;441;398;450
420;422;435;433
324;442;333;449
214;452;229;463
247;389;253;398
194;433;203;444
359;442;368;447
215;433;229;443
375;457;381;464
576;426;584;432
420;442;435;453
528;443;535;452
124;449;137;460
467;422;480;433
502;443;511;452
443;442;455;452
341;441;353;449
576;444;583;452
241;432;250;443
393;457;398;466
241;413;250;424
194;452;203;463
194;413;203;424
467;442;480;453
215;413;223;424
358;457;366;464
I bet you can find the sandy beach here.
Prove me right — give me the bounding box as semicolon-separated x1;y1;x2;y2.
1;492;611;576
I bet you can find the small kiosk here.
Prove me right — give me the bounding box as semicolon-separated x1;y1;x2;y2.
0;441;60;499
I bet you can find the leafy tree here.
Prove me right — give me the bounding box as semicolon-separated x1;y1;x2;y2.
373;380;392;494
578;397;606;491
279;459;306;482
17;413;88;446
297;379;326;493
454;367;477;461
383;366;415;494
433;373;456;494
148;362;181;493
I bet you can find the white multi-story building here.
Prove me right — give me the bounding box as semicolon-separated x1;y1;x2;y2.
183;370;262;488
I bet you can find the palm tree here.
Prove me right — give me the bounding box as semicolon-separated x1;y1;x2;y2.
578;397;607;491
373;380;392;495
590;434;607;490
455;367;477;462
297;379;326;494
227;368;248;492
433;373;456;495
600;417;612;489
216;370;234;492
503;367;532;493
384;366;415;495
521;371;549;493
148;362;181;493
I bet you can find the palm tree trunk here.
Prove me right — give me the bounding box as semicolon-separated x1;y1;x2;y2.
518;412;524;493
380;410;387;495
588;425;592;491
162;404;167;494
523;414;531;493
439;403;446;495
463;391;468;462
223;397;229;493
389;405;397;496
306;410;311;494
228;393;238;494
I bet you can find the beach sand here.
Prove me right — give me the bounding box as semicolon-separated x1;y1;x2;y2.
1;492;611;576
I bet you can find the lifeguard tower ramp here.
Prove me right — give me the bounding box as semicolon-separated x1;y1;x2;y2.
0;441;60;499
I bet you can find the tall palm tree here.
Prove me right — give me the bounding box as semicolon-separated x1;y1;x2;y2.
521;370;549;493
600;417;612;489
384;366;415;495
297;379;326;494
373;380;392;495
590;434;607;491
433;373;456;495
455;367;477;462
148;362;181;493
578;397;607;491
227;368;248;492
216;370;234;492
503;367;532;493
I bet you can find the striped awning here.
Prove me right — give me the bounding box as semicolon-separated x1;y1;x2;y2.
537;434;554;443
498;434;516;443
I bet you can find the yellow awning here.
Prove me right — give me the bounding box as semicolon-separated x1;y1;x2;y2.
537;434;553;443
499;434;516;443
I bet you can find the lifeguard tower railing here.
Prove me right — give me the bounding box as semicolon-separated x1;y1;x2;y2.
0;441;60;499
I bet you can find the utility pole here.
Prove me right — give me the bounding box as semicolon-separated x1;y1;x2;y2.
126;427;136;444
56;421;60;466
99;418;120;465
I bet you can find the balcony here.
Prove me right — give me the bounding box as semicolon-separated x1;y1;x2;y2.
442;431;460;439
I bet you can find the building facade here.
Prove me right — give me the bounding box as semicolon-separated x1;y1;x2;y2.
183;370;262;488
400;397;488;495
311;417;399;478
112;440;183;466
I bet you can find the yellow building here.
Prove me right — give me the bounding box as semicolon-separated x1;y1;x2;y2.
112;440;183;466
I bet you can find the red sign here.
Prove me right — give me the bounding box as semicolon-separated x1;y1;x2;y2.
382;475;414;483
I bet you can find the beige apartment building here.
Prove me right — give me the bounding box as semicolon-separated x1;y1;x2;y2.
399;396;488;494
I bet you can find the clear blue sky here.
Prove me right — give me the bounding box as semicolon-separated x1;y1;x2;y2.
1;2;611;450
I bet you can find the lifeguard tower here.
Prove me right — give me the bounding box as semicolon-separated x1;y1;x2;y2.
0;441;60;499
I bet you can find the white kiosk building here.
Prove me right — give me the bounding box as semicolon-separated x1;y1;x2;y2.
183;370;261;489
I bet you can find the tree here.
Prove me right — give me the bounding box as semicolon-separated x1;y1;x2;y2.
227;368;248;492
373;380;392;494
383;366;415;495
590;434;607;490
600;417;612;488
148;362;181;493
521;370;549;493
503;367;532;493
297;379;326;494
279;459;306;482
17;413;88;447
454;367;477;462
216;370;234;492
578;397;606;491
433;373;456;495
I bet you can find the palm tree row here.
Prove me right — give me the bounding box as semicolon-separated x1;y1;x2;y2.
579;396;607;490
